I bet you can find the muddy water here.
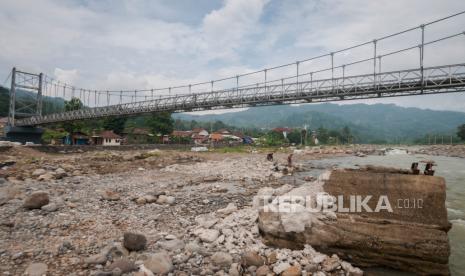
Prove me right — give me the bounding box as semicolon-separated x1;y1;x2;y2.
299;153;465;275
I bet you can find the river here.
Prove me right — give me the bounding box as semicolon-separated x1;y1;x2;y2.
299;152;465;275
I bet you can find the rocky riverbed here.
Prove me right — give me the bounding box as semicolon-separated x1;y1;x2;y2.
1;144;461;275
0;146;365;276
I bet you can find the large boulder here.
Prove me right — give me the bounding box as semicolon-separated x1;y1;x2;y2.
123;232;147;251
258;168;451;275
23;191;49;209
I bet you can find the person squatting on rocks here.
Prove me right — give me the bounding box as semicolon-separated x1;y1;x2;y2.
266;153;274;161
287;154;293;167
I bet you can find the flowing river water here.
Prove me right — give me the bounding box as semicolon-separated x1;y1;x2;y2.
298;152;465;275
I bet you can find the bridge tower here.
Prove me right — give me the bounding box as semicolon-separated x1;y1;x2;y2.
4;68;44;144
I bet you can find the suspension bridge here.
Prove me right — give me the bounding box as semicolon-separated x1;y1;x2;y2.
3;12;465;142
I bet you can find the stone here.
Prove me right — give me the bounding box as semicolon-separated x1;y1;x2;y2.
228;263;241;276
195;228;220;243
158;239;185;251
241;251;264;267
256;265;271;276
32;169;46;177
24;262;48;276
143;252;173;274
157;195;176;205
144;195;157;203
322;256;340;272
273;262;291;275
85;253;107;264
41;202;58;212
107;258;137;274
195;214;218;228
135;197;147;205
23;191;49;209
37;172;55;181
217;203;237;216
123;232;147;251
55;168;67;179
101;190;121;201
211;252;233;267
281;265;302;276
267;251;277;264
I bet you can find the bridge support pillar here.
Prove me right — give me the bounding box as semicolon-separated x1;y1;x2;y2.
3;126;44;144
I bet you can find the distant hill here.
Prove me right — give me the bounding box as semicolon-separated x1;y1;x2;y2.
0;86;65;117
174;103;465;143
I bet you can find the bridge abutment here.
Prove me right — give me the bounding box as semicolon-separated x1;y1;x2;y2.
3;126;44;144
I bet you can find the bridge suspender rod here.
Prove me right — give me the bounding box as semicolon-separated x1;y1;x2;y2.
373;40;377;90
296;62;299;94
330;53;334;93
420;24;425;93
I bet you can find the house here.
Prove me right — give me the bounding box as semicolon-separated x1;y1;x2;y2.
192;133;209;144
191;128;209;144
91;130;122;146
210;133;224;142
217;129;231;135
171;130;192;138
192;128;209;137
64;131;90;145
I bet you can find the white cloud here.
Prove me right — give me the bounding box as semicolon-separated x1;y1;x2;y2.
0;0;464;112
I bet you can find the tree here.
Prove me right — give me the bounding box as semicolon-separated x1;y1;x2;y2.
458;124;465;141
62;97;84;133
317;127;329;144
341;126;352;144
287;129;302;145
102;117;127;134
65;97;83;111
145;112;174;135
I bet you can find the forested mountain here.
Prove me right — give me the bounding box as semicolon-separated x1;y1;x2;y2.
174;103;465;143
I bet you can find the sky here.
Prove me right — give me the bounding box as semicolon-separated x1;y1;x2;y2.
1;0;465;112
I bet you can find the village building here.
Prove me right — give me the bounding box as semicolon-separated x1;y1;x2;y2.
91;130;122;146
64;131;90;145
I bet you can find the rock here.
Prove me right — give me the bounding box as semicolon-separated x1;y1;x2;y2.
211;252;233;267
32;169;46;177
195;228;220;243
281;265;301;276
273;262;291;274
157;195;175;205
143;252;173;274
41;202;58;212
24;262;48;276
107;258;137;274
37;172;55;181
23;191;49;209
267;251;277;264
123;232;147;251
258;169;451;275
241;251;264;267
217;203;238;216
135;197;147;205
228;263;242;276
158;239;185;251
101;190;121;201
195;214;218;228
322;256;340;272
165;234;176;240
55;168;67;179
256;265;271;276
85;253;107;264
144;195;157;203
134;264;155;276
